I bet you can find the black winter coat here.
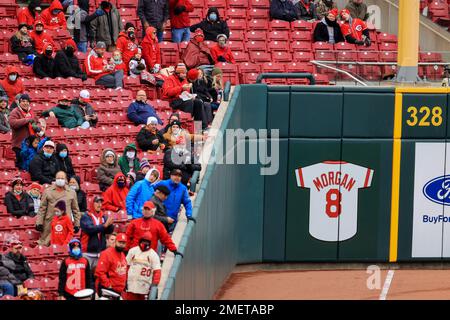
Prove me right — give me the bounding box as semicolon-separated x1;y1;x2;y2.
10;35;36;62
137;0;169;31
29;151;60;185
33;54;55;78
1;252;34;284
4;191;36;218
55;143;76;179
190;7;230;41
70;99;98;127
136;127;166;152
53;50;87;80
269;0;298;22
163;147;201;185
151;194;170;231
192;77;215;103
313;19;345;43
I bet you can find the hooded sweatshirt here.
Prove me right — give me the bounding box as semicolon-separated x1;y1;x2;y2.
18;0;42;28
41;0;67;30
169;0;194;29
32;44;56;78
118;143;140;176
30;20;56;54
116;31;138;67
50;212;74;246
55;143;75;178
210;43;235;64
0;66;25;103
95;246;127;293
141;27;161;70
189;7;230;41
97;148;121;192
102;172;130;212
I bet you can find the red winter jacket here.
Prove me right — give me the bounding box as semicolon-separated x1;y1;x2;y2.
125;217;177;252
210;44;236;64
116;32;138;67
50;215;74;246
40;1;66;30
30;21;56;54
0;66;25;103
340;18;367;42
161;74;189;102
17;7;41;27
169;0;194;29
141;27;161;70
95;247;127;293
102;173;129;212
84;49;110;80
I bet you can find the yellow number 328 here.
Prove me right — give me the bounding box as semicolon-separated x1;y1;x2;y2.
406;106;443;127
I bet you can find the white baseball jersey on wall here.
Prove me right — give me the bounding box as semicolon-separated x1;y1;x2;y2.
295;161;374;242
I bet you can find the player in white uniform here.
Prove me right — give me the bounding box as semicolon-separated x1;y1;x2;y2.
295;161;374;242
125;232;161;300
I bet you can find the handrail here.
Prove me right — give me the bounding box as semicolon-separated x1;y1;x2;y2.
256;73;316;85
311;61;369;86
313;60;450;66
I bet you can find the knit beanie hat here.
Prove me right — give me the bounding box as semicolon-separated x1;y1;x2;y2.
211;67;223;76
140;158;151;170
55;200;66;212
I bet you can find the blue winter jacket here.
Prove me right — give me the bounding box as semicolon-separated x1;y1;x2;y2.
127;100;163;126
126;179;155;219
19;137;48;171
154;179;192;221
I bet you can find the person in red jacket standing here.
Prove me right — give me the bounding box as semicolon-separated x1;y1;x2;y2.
58;238;92;300
0;66;25;103
30;20;56;55
116;22;138;68
339;8;371;47
50;200;74;246
141;27;161;74
162;63;211;130
40;0;66;30
17;0;42;28
169;0;194;43
95;232;128;297
210;34;235;64
85;42;124;89
125;201;182;258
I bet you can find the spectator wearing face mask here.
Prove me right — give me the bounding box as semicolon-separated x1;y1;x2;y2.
28;182;43;214
210;34;235;64
126;170;157;219
169;0;194;43
30;20;56;56
190;7;229;42
102;173;129;212
40;0;67;30
141;27;161;74
29;140;60;185
68;176;87;213
313;8;344;44
33;43;56;79
18;0;42;28
116;22;138;68
125;232;161;300
58;239;92;300
136;117;167;152
50;200;74;246
0;67;25;103
118;144;140;176
97;148;121;192
0;96;10;133
127;90;162;126
71;90;98;129
5;177;36;218
181;28;214;70
35;170;81;246
19;135;48;171
109;50;128;74
135;159;151;182
162;63;211;130
91;1;123;51
315;0;338;20
55;143;75;179
269;0;298;22
85;42;124;89
42;96;84;129
10;23;36;63
53;39;88;81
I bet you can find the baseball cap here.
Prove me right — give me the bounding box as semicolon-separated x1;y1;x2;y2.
340;9;351;16
116;233;127;242
143;201;155;209
93;195;104;202
43;140;55;148
187;68;200;82
147;116;158;125
96;41;106;49
80;89;90;101
155;185;171;196
170;169;183;177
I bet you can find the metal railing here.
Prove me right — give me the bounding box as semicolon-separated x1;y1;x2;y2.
256;73;316;85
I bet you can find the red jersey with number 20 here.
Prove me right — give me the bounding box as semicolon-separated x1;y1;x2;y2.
295;161;373;242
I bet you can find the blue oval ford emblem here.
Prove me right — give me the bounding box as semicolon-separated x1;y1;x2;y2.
423;175;450;206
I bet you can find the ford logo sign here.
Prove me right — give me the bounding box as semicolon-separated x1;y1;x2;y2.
423;175;450;206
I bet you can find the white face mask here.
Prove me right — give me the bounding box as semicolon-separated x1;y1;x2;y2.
37;131;44;137
54;210;62;217
172;128;180;135
126;151;135;159
55;179;66;187
9;74;17;82
69;185;78;191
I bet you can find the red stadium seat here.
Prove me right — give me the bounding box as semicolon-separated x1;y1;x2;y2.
313;73;330;85
245;40;267;52
285;62;314;73
214;63;239;85
313;42;334;51
291;20;313;31
239;62;261;74
377;33;397;43
293;51;313;62
159;42;179;66
227;8;245;19
248;19;269;30
229;30;244;41
268;30;290;41
290;41;312;52
334;42;357;51
267;40;290;52
291;30;311;41
227;40;245;52
420;52;443;62
379;42;398;51
314;50;336;61
269;19;290;30
190;0;204;8
228;0;249;8
227;19;247;30
208;0;227;8
379;51;397;62
232;51;250;63
261;62;287;84
336;50;357;62
272;51;293;62
249;51;272;63
359;65;382;81
247;8;268;19
246;30;267;41
250;0;270;8
358;51;379;62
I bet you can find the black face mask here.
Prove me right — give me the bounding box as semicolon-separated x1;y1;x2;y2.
115;246;125;252
35;29;43;35
45;50;52;56
128;31;135;39
65;46;74;56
